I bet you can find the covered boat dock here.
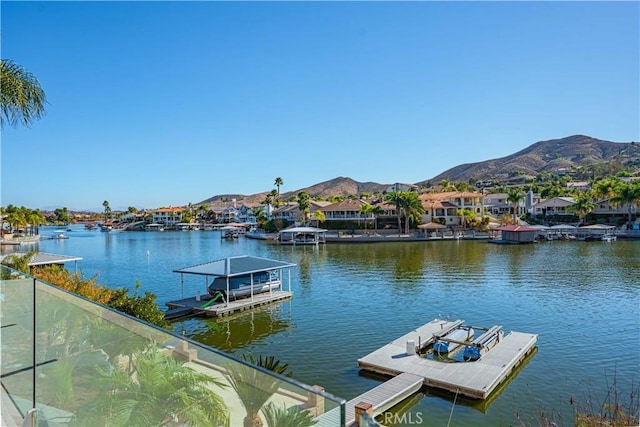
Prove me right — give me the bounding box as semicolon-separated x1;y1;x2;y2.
166;255;296;318
278;226;327;245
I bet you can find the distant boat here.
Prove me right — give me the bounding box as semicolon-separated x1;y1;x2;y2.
207;270;281;299
245;230;278;240
601;233;617;242
51;233;69;240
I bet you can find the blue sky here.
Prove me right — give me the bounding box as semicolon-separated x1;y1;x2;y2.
2;1;638;211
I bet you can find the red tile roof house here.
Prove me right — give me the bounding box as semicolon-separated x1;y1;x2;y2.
419;191;484;227
316;199;397;232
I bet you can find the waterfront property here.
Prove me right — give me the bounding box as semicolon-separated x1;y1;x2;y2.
149;206;185;228
166;255;296;318
357;319;538;400
419;192;484;227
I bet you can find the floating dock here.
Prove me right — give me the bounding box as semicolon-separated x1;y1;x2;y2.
357;318;537;400
165;291;292;318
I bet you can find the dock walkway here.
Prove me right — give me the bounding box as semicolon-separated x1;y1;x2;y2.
315;372;423;427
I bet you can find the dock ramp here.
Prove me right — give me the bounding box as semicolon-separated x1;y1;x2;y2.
315;372;423;426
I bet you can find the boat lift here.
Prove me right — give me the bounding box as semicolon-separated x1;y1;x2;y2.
420;321;504;361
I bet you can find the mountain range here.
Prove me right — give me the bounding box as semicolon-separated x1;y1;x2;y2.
200;135;639;206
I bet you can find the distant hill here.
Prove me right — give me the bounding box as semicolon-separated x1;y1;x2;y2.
423;135;639;185
200;135;639;206
199;177;388;207
279;177;388;200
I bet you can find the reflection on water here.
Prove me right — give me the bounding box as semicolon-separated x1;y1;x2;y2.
30;226;640;426
174;302;293;353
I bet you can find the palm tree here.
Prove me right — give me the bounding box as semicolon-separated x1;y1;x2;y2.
440;179;456;191
569;195;596;225
359;203;373;230
5;209;27;234
199;204;210;222
274;177;284;196
456;208;476;230
252;206;267;228
25;208;46;236
506;189;524;224
297;191;311;224
269;189;280;208
262;193;274;215
225;353;293;427
371;205;384;233
0;59;47;128
403;192;424;234
102;200;111;222
75;350;229;427
611;181;640;225
384;190;405;233
313;210;326;228
592;178;619;201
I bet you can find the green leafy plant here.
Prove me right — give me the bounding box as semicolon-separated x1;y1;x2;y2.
262;403;317;427
225;353;293;427
74;350;229;427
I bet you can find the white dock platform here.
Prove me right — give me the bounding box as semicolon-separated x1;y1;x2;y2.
315;372;423;427
357;318;538;400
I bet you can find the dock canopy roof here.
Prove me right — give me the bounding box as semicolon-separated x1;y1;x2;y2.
495;225;539;232
0;252;82;266
173;255;296;278
279;226;327;233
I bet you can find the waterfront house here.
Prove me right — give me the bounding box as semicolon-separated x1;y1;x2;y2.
271;202;301;223
274;201;338;226
566;181;590;191
150;207;184;228
483;193;527;217
235;204;258;224
221;205;240;223
385;182;419;193
593;197;640;221
318;199;375;223
531;197;576;217
419;191;483;227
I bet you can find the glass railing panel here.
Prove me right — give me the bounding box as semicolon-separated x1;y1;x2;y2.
1;267;345;426
0;267;35;422
359;412;382;427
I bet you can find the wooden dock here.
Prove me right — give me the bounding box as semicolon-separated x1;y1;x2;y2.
315;372;423;427
165;291;292;317
357;318;538;400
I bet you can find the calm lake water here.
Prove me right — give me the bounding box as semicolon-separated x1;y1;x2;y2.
32;225;640;426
